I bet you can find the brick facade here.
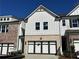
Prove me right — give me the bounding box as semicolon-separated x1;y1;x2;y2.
0;22;20;45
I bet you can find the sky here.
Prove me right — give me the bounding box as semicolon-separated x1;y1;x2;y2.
0;0;79;18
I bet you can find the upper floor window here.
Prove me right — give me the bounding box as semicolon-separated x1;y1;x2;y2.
4;18;6;21
7;18;9;20
62;20;66;26
70;19;79;27
43;22;48;30
2;25;5;32
35;22;40;30
0;25;9;33
0;18;2;21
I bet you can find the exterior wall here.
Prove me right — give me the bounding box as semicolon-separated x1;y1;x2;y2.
70;7;79;15
0;22;20;47
0;21;20;55
24;35;60;59
69;34;79;40
25;35;61;50
25;11;60;35
66;34;79;52
24;9;61;59
60;6;79;36
60;19;70;36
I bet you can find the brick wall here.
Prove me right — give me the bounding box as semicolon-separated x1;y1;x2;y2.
0;22;20;45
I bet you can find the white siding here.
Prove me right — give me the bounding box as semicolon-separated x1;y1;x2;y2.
70;7;79;15
60;6;79;36
25;11;59;35
60;19;70;36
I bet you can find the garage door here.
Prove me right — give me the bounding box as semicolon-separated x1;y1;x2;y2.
74;40;79;52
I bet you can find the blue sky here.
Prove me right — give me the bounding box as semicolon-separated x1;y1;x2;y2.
0;0;79;18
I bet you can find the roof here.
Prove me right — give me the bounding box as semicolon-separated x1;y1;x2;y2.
24;5;60;20
67;4;79;16
55;15;79;21
0;15;23;23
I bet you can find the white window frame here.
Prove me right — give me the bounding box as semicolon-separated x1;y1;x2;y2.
0;25;8;33
71;19;79;27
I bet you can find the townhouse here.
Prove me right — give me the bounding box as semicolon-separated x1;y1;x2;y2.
23;5;79;59
59;4;79;55
0;4;79;59
0;15;24;55
23;5;62;59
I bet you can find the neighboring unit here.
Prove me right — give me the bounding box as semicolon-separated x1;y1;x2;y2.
59;4;79;56
0;15;24;55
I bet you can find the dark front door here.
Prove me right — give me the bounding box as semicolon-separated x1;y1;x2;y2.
62;36;67;52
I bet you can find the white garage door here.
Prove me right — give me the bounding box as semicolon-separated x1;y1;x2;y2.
74;40;79;52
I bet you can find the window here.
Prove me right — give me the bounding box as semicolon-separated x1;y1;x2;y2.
0;43;14;55
2;25;5;32
74;40;79;52
42;42;48;53
43;22;48;30
8;44;14;53
62;20;66;26
35;22;40;30
72;19;79;27
0;25;9;33
7;18;9;20
50;42;56;54
0;18;2;21
35;42;41;53
28;41;56;54
28;42;34;53
4;18;6;21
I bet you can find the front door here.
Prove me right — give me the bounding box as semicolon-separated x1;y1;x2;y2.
62;36;67;52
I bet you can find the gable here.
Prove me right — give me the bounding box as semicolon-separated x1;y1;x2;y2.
67;5;79;16
24;5;59;20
